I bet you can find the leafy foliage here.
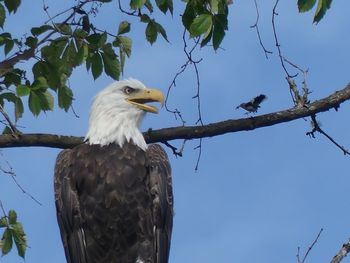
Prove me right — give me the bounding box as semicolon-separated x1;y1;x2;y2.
297;0;332;23
0;0;341;261
0;210;27;258
182;0;229;50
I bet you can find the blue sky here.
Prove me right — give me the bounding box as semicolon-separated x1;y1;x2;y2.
1;0;350;262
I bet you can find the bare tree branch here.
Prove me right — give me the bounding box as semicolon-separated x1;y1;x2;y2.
0;83;347;149
306;115;350;155
251;0;272;59
331;240;350;263
296;228;323;263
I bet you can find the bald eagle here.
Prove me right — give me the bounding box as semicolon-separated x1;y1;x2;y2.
54;79;173;263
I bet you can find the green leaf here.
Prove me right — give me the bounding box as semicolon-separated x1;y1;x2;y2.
114;36;132;57
3;70;21;87
91;52;103;80
15;97;23;120
156;22;168;42
25;36;38;48
58;86;73;111
98;32;108;48
32;76;48;90
0;217;7;227
200;27;212;47
12;222;26;258
16;85;30;97
101;45;120;80
4;39;14;56
210;0;219;13
86;33;106;49
212;14;227;50
73;28;88;39
182;2;195;30
4;0;21;14
130;0;145;10
2;126;12;135
189;14;213;37
82;15;90;33
40;90;54;111
313;0;332;23
28;92;42;116
31;25;53;36
118;21;131;35
0;92;17;103
55;23;72;35
1;228;13;255
0;4;5;29
298;0;317;12
156;0;168;13
140;14;151;23
8;210;17;225
144;0;153;12
74;43;88;66
62;40;77;67
146;21;158;44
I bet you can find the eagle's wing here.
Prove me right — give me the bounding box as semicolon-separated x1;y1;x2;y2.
54;149;88;263
147;144;174;263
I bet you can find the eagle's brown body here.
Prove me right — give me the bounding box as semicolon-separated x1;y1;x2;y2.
54;142;173;263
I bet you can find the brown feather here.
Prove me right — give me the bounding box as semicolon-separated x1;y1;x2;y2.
54;142;173;263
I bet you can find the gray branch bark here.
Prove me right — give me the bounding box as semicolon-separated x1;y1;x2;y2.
330;240;350;263
0;83;349;149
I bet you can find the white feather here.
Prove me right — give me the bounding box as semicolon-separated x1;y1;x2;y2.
85;79;149;150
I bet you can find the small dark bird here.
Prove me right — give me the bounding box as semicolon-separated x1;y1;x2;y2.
236;94;267;113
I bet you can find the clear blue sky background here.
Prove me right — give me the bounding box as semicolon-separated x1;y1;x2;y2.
1;1;350;262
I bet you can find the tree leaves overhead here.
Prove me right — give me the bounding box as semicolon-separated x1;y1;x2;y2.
0;210;27;258
58;86;73;112
118;21;131;35
130;0;145;10
189;14;212;37
1;228;12;256
101;44;121;80
155;0;173;14
4;0;21;14
90;52;103;80
145;20;168;44
298;0;317;12
297;0;332;23
183;0;229;50
0;3;5;28
31;25;53;36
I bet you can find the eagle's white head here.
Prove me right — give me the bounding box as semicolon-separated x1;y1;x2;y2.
85;79;164;150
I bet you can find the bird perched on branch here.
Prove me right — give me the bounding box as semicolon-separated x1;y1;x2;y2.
236;94;267;113
54;79;173;263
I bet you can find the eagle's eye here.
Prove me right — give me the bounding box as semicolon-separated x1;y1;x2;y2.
123;86;136;95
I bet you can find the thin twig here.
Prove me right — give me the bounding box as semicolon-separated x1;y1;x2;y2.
0;199;6;217
0;104;20;136
0;152;42;206
307;115;350;155
250;0;272;59
117;0;138;16
297;228;323;263
194;138;203;171
165;29;203;125
162;141;183;157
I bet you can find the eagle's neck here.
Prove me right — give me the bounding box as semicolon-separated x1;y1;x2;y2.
84;104;147;150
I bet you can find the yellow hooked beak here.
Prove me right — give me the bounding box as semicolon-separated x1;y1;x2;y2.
126;88;164;114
